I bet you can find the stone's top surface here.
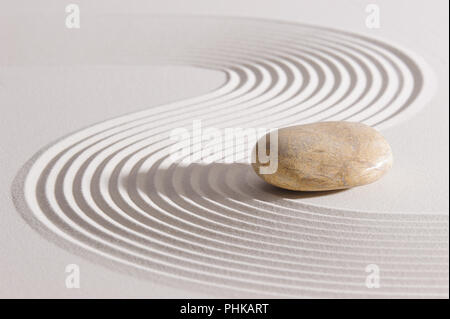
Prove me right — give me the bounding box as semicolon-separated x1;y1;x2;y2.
252;121;393;191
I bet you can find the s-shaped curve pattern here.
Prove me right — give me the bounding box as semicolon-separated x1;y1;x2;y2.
13;17;447;298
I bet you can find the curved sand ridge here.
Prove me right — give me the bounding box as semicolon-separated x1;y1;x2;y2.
12;17;447;298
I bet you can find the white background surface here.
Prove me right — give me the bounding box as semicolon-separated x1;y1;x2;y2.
0;0;448;298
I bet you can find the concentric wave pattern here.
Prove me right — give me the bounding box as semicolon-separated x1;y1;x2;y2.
14;17;447;297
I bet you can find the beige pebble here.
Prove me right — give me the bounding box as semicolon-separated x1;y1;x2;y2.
252;121;393;191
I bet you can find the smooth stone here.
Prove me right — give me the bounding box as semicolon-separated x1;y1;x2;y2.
252;121;393;191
